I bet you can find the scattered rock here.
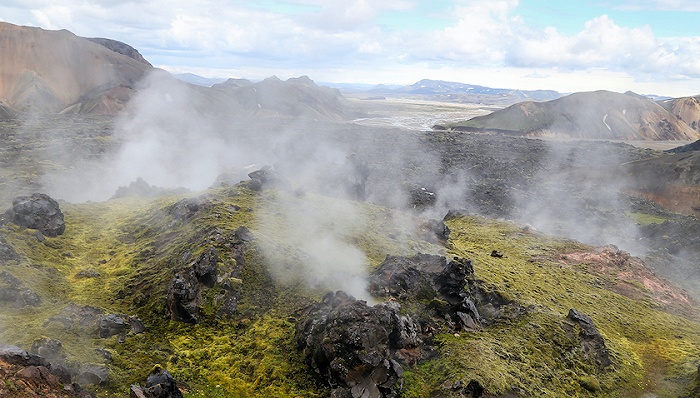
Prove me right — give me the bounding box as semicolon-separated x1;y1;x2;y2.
490;250;504;258
295;291;419;398
3;193;65;237
131;317;146;335
76;269;101;278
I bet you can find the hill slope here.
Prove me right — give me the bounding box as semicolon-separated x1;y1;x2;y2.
0;185;699;397
0;22;151;115
447;90;700;140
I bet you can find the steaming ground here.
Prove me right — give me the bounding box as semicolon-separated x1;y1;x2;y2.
1;74;697;298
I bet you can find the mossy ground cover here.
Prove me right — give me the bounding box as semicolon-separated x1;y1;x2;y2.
1;187;699;397
400;214;700;397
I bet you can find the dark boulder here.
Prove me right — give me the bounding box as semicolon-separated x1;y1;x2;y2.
295;291;420;398
567;309;612;369
130;365;183;398
77;364;109;386
47;304;104;334
369;254;481;331
3;193;65;236
0;345;49;367
99;314;128;338
247;166;281;191
0;270;42;307
167;228;252;323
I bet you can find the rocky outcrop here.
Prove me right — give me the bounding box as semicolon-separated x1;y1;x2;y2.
567;309;612;370
166;227;252;323
295;291;419;398
369;254;523;331
86;37;152;66
2;193;65;237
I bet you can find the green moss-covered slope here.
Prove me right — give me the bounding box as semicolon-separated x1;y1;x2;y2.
0;186;698;397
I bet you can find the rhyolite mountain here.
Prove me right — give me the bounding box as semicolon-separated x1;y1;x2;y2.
658;95;700;132
0;21;151;115
445;90;700;141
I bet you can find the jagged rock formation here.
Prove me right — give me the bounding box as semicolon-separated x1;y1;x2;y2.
0;22;150;115
295;291;419;398
369;254;524;331
166;227;252;323
448;90;700;140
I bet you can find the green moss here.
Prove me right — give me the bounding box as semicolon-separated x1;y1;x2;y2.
428;214;700;397
625;211;670;225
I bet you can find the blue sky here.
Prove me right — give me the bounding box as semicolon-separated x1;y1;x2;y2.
1;0;700;96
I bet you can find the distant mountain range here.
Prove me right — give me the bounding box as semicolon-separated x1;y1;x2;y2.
371;79;562;102
0;22;356;122
444;90;700;141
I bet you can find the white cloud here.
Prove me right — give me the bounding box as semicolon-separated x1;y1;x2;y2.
615;0;700;11
2;0;700;95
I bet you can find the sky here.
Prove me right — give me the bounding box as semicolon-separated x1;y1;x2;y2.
1;0;700;96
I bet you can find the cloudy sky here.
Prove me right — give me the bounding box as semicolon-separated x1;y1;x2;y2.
2;0;700;96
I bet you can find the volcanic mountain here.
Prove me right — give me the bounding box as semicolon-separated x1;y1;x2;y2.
0;21;151;115
446;90;700;141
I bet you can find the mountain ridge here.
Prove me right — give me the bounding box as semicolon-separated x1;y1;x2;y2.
445;90;700;141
